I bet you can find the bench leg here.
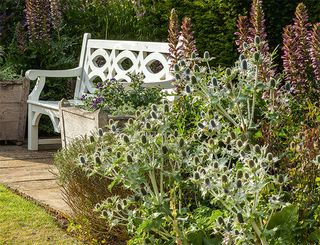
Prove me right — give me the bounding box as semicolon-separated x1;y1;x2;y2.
28;107;39;151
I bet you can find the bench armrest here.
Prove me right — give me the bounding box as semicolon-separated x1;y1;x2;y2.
26;67;82;80
27;67;83;101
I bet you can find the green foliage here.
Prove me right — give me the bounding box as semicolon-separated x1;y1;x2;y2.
81;74;165;115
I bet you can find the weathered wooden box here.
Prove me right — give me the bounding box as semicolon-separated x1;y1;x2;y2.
0;78;29;143
59;99;133;148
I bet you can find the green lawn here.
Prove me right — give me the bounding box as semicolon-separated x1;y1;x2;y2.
0;185;80;244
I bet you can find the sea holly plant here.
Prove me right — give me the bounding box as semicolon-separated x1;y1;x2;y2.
191;128;291;244
174;40;283;141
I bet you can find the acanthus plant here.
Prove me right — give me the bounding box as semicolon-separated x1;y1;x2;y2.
282;3;320;94
235;0;275;82
25;0;62;43
310;23;320;82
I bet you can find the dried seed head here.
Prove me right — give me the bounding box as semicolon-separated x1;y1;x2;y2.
316;155;320;164
194;156;200;164
241;59;248;70
211;77;218;86
98;128;104;137
248;159;255;168
198;122;205;129
230;131;236;140
221;175;228;183
194;171;200;180
185;85;192;94
123;135;130;143
141;187;147;195
254;144;261;154
151;111;158;119
127;154;133;163
174;64;179;72
151;104;158;112
205;178;210;186
236;140;243;148
240;151;245;158
278;175;284;184
179;138;185;148
162;145;168;154
254;36;261;45
225;68;232;76
267;152;273;161
236;179;242;188
117;203;122;210
285;82;291;91
226;136;231;144
270;78;276;88
116;151;121;158
111;124;117;132
210;119;216;128
95;156;102;165
237;212;244;223
90;135;95;143
191;75;197;84
237;170;243;179
194;64;200;72
204;51;210;59
254;52;261;63
164;104;170;113
146;122;151;129
141;135;147;144
79;156;86;165
182;150;187;158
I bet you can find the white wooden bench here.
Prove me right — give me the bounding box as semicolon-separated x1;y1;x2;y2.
25;33;174;150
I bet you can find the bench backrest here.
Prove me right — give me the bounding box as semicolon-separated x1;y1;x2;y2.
74;33;173;100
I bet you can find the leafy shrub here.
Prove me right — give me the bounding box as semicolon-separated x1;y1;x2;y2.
54;135;129;243
81;74;165;115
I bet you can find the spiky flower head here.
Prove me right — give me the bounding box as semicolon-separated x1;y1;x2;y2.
310;23;320;81
168;8;182;67
180;17;197;59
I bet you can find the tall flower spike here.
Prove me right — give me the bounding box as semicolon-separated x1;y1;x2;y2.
293;3;311;87
14;22;27;53
282;25;299;84
310;23;320;81
180;17;197;59
25;0;51;43
249;0;268;51
50;0;62;30
168;9;182;67
235;16;250;53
